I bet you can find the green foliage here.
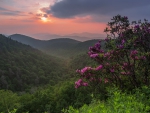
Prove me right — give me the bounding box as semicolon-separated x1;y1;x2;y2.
63;88;150;113
0;90;19;113
14;81;91;113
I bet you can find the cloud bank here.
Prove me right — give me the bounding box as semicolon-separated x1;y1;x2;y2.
41;0;150;21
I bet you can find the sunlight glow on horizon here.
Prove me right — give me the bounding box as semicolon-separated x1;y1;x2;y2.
41;17;48;22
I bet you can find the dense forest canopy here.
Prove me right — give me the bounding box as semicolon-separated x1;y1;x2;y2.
0;34;69;91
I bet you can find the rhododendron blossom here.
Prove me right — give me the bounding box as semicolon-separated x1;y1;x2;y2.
95;65;103;71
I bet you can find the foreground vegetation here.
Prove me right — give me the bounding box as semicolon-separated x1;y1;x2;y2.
1;15;150;113
64;87;150;113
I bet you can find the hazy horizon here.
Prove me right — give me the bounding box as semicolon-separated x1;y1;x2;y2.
6;32;104;42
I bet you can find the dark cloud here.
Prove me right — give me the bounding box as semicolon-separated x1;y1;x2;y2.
43;14;48;17
41;0;150;20
0;7;24;16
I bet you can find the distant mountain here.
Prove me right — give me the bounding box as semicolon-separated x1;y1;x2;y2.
9;34;105;58
0;34;68;91
68;32;105;38
31;32;105;41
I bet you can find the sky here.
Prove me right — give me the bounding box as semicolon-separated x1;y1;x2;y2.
0;0;150;40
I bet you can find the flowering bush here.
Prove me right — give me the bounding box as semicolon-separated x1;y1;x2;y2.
75;15;150;90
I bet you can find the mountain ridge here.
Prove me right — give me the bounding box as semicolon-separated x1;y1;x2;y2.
9;34;104;58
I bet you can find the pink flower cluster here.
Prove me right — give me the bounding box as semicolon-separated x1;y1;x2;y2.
76;67;92;75
90;53;98;58
76;65;103;75
110;68;115;73
95;65;103;71
88;41;104;59
75;65;103;88
75;79;88;88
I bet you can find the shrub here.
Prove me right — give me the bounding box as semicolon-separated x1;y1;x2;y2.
75;15;150;91
63;88;150;113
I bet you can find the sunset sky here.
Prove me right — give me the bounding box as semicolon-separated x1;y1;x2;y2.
0;0;150;40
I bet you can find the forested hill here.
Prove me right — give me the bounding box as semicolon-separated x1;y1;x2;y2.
0;34;68;91
9;34;46;49
9;34;80;49
10;34;104;58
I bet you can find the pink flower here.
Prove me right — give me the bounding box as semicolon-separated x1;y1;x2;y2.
123;62;128;66
118;44;124;49
90;54;98;58
140;56;146;60
82;82;88;86
134;25;139;29
131;50;138;55
95;42;101;48
80;67;92;74
75;79;83;88
122;39;125;44
110;68;115;73
121;72;131;75
95;65;103;71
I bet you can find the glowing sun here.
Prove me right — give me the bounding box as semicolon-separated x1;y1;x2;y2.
41;17;48;22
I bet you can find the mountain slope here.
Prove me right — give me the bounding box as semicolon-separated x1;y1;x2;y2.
9;34;105;58
9;34;46;49
42;38;80;57
0;34;68;91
